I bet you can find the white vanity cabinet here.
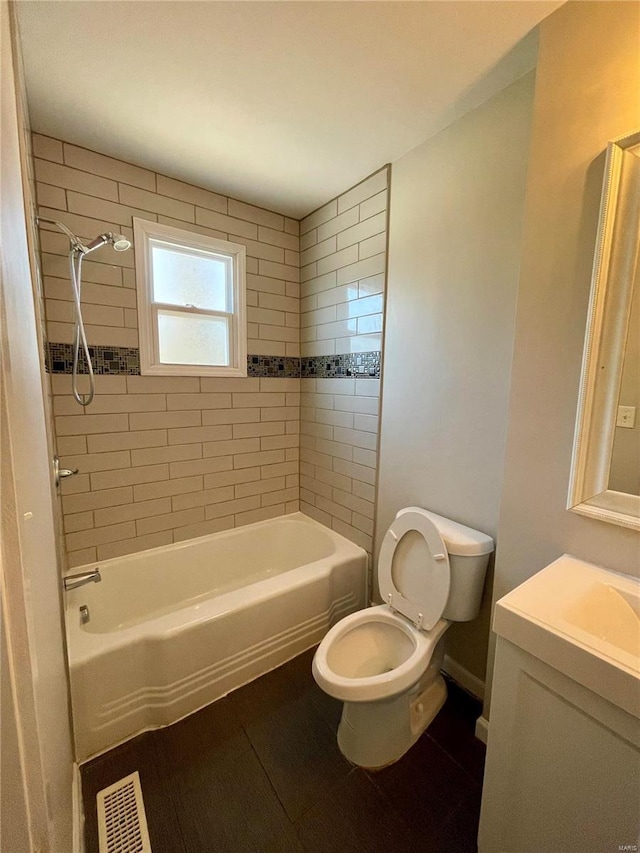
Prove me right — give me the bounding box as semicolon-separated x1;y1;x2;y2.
478;555;640;853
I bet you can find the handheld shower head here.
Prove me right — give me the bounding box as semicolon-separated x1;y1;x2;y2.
112;235;132;252
81;232;132;255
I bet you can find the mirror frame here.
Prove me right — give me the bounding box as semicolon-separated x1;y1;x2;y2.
568;129;640;531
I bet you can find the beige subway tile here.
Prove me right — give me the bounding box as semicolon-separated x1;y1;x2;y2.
37;207;121;249
87;430;167;453
246;289;258;307
332;488;374;519
166;393;231;410
63;143;155;190
336;253;386;287
333;458;376;485
301;304;336;328
300;502;332;527
285;281;300;299
36;182;66;209
201;467;261;491
130;410;201;431
300;200;338;235
248;306;285;327
258;259;299;283
314;409;354;429
44;278;135;309
357;273;385;298
316;438;352;462
66;520;136;552
35;158;118;201
284;218;299;235
167;424;232;445
353;413;379;433
50;373;123;397
66;191;152;229
233;449;284;469
119;183;194;222
202;408;260;426
196;207;257;240
259;378;300;392
247;339;285;357
136;507;204;536
97;532;173;561
64;511;94;534
353;447;377;468
202;438;260;459
301;270;338;298
286;343;300;357
94;497;172;528
246;257;259;274
300;229;317;252
300;235;337;267
232;422;284;439
235;504;284;527
228;199;284;231
261;487;298;507
125;375;200;394
261;460;298;479
331;518;372;551
301;262;317;282
359;190;387;221
261;435;299;452
124;308;137;328
235;477;286;498
56;435;87;455
259;406;299;421
314;467;352;492
62;486;133;515
82;394;167;415
356;379;381;397
169;455;234;478
67;547;97;568
300;475;332;500
317;206;359;242
60;450;130;474
301;392;334;409
352;480;375;502
84;325;138;348
205;496;260;520
133;475;203;502
33;133;63;163
301;421;333;441
285;500;299;514
43;253;123;287
333;395;378;415
258;324;298;343
173;516;234;542
358;232;386;260
333;427;377;451
286;313;299;329
55;413;129;436
131;443;202;467
200;377;260;393
158;216;227;242
286;474;299;488
172;484;236;511
232;235;284;264
317;244;359;276
257;226;298;252
156;174;227;213
53;395;88;416
338;169;388;214
246;273;286;296
351;512;374;536
232;393;285;409
90;463;168;491
258;293;299;314
336;211;386;252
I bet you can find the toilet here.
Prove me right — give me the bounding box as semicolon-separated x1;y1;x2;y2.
312;506;493;769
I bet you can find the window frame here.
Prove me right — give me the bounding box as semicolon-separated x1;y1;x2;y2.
134;218;247;377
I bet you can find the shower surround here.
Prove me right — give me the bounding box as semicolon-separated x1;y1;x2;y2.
33;132;388;566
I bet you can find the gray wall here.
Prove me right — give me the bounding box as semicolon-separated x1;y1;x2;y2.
487;0;640;714
376;71;535;683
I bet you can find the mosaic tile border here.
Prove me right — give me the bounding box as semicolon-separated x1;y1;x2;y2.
46;344;382;380
300;352;381;379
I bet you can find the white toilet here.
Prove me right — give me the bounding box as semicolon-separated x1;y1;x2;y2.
312;506;493;769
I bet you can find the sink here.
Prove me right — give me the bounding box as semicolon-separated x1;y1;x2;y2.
493;555;640;718
564;582;640;656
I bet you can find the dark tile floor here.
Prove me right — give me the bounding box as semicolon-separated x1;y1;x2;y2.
81;648;485;853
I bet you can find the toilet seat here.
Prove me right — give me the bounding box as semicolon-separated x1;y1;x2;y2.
378;507;451;631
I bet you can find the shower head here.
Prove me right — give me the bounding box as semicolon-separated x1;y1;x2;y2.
82;232;132;255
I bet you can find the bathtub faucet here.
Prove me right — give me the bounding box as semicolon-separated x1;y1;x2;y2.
63;569;101;591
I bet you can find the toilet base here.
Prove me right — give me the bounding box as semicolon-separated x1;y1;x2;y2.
337;673;448;769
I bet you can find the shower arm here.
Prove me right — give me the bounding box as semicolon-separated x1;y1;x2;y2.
35;215;87;252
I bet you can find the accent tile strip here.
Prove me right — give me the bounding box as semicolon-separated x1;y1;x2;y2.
46;344;382;379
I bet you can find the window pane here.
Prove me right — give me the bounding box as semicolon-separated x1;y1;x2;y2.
157;310;229;366
152;243;230;311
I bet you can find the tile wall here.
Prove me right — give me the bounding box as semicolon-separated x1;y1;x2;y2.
298;168;389;552
33;133;301;566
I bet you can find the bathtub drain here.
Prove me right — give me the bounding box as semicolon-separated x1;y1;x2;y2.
97;770;152;853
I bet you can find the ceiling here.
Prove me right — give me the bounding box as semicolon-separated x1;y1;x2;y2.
16;1;563;219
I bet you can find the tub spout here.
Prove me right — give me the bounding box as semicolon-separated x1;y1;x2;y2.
64;569;101;591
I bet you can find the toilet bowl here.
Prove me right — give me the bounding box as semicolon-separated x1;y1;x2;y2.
312;507;493;768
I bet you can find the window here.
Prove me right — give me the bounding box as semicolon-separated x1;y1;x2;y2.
134;218;247;376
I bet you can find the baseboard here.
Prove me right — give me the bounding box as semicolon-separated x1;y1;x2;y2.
475;714;489;745
72;763;85;853
442;654;485;701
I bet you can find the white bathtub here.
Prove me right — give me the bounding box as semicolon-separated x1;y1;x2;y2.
65;512;367;761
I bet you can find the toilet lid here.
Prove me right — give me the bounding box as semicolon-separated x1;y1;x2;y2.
378;508;451;631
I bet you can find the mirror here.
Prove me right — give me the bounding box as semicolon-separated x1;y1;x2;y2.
569;129;640;530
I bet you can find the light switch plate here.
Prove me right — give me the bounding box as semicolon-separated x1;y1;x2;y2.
616;405;636;428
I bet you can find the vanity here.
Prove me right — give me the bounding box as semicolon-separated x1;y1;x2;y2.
478;555;640;853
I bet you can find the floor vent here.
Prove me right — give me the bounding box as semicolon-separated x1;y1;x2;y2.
97;771;152;853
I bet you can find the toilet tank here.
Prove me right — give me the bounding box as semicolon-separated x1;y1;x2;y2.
422;510;494;622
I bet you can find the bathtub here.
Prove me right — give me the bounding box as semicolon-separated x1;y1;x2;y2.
65;512;367;761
